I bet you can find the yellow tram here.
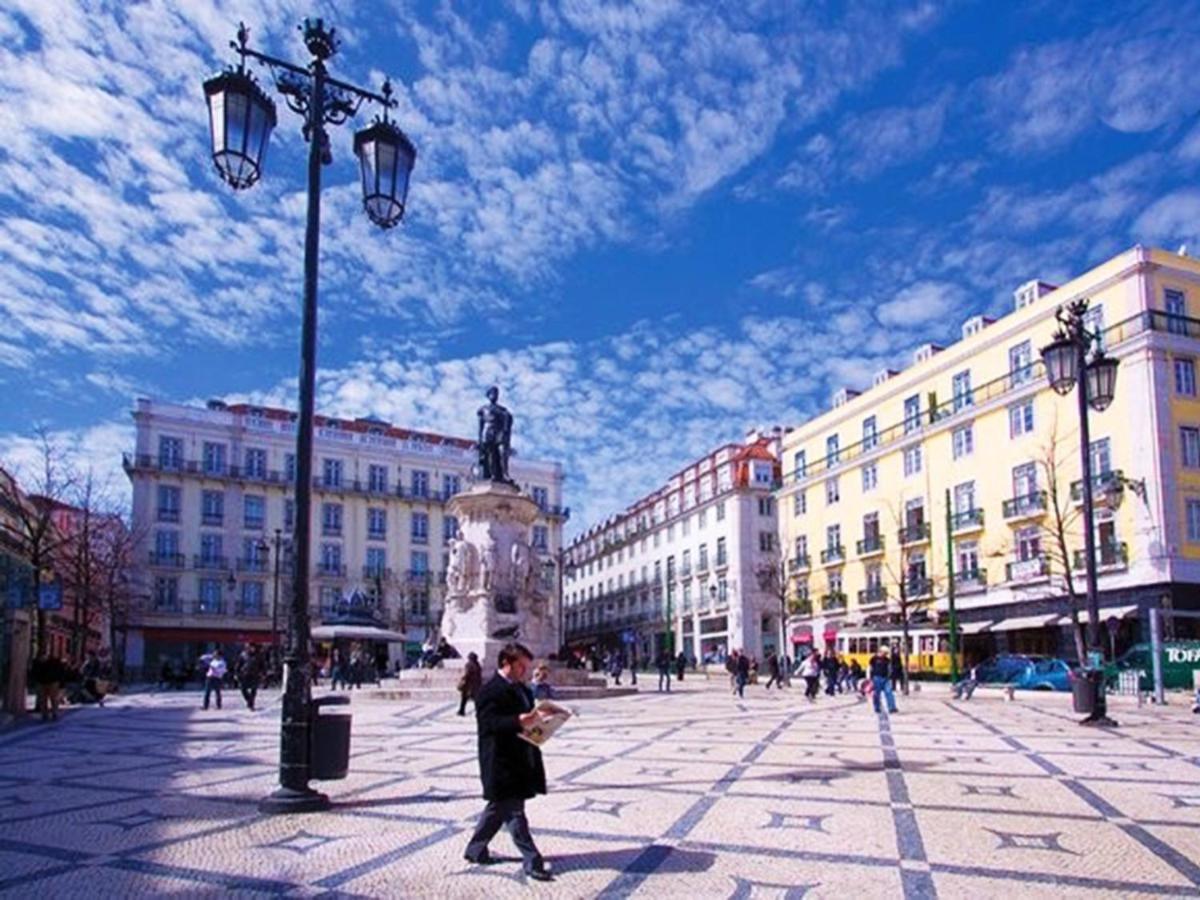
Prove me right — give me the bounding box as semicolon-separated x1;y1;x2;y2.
834;625;963;676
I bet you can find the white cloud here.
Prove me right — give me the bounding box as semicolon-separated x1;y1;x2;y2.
877;281;964;328
1133;189;1200;248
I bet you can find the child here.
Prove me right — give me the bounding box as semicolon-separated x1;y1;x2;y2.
532;662;555;701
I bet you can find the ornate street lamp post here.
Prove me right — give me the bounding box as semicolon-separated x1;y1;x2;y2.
203;19;416;813
1040;297;1119;727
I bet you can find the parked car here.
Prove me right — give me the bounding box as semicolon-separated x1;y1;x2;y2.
1105;640;1200;691
973;654;1072;691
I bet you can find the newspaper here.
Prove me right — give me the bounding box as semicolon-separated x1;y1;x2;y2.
518;700;574;748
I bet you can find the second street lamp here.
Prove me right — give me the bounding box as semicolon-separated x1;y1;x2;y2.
203;18;416;814
1040;297;1119;727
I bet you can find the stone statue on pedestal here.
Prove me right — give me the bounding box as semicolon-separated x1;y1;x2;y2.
477;386;515;486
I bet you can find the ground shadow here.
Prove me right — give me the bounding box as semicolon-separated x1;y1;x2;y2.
550;844;716;875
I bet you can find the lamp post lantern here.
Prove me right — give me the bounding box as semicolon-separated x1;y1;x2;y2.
203;18;416;814
1040;297;1119;727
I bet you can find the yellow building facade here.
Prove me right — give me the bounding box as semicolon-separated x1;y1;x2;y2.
776;246;1200;670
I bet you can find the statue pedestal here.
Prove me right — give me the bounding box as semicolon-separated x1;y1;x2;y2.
438;482;557;671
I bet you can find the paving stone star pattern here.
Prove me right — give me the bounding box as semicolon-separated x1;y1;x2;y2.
0;682;1198;898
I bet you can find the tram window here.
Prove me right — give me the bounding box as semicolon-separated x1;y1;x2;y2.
920;636;934;653
938;636;949;652
867;637;878;652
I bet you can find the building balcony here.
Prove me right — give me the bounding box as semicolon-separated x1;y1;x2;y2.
715;555;729;569
680;565;692;578
192;600;227;616
898;522;930;546
148;552;185;569
787;598;813;617
696;559;709;574
820;545;846;565
1005;556;1049;583
788;555;811;573
905;577;932;599
1070;470;1124;505
1072;542;1129;572
954;568;988;594
156;509;180;524
322;525;343;537
363;565;393;580
315;563;347;578
146;599;182;615
950;508;985;533
200;513;224;527
857;586;887;607
193;555;229;571
822;592;847;613
236;603;269;618
1003;491;1047;520
236;557;267;573
856;535;885;556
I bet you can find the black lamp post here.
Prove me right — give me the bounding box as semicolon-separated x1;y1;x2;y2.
1040;297;1119;727
203;19;416;814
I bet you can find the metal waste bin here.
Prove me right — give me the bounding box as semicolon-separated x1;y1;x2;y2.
1071;669;1097;715
310;694;351;781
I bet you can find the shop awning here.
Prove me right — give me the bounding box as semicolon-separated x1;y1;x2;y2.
310;624;407;642
957;620;994;635
1051;604;1139;627
987;614;1060;633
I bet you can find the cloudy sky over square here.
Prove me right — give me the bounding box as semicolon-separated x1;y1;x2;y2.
2;0;1198;529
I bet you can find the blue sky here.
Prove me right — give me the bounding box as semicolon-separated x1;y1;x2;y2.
1;0;1199;533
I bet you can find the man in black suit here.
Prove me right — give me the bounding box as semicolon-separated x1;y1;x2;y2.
463;642;553;881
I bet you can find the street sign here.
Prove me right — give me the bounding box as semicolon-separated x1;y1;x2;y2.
38;583;63;610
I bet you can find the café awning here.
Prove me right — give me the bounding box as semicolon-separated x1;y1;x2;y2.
310;624;407;642
987;613;1060;633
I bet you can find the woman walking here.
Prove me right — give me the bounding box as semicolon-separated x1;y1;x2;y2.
800;651;821;701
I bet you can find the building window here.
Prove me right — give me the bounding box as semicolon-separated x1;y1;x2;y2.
244;448;267;479
367;507;387;539
957;540;980;576
202;441;227;475
1090;437;1112;475
322;503;343;536
243;495;265;530
861;463;877;492
322;458;343;487
716;537;727;567
284;499;295;531
793;450;807;480
320;543;342;573
903;445;922;477
1187;499;1200;542
154;576;179;611
1166;288;1188;334
531;486;548;509
826;524;840;552
158;436;183;470
201;490;224;526
443;515;459;543
533;525;549;551
365;547;387;577
1009;340;1033;385
199;533;223;564
1016;526;1040;561
793;491;807;517
903;395;921;434
825;477;840;505
1009;399;1035;438
862;417;878;450
368;464;388;493
156;485;181;523
826;434;840;464
1176;358;1197;396
759;531;776;553
154;530;179;558
198;578;224;613
240;581;265;615
285;453;296;482
411;470;429;498
758;497;773;516
1182;427;1200;469
954;481;976;513
952;424;973;459
716;500;726;522
952;370;973;411
1012;462;1037;499
411;511;429;544
445;474;463;500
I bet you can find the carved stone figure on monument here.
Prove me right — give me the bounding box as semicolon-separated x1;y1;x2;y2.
447;535;467;592
480;538;499;592
510;540;531;593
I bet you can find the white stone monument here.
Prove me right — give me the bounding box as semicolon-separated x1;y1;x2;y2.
439;481;556;669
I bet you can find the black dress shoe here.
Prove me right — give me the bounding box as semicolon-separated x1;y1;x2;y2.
463;852;500;866
526;868;554;882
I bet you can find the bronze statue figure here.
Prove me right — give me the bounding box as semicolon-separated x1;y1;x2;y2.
477;385;515;485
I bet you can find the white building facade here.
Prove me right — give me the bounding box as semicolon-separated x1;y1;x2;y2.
123;398;567;677
563;432;782;665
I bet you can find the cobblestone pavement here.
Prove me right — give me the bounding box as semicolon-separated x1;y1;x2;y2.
0;680;1198;898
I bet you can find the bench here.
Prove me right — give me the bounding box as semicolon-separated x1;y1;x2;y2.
952;680;1015;701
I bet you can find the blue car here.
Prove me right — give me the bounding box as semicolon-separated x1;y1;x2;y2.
973;654;1073;691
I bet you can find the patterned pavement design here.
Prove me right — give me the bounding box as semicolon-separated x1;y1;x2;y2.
0;679;1198;898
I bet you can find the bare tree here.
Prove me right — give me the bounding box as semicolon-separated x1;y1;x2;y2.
754;552;807;658
0;430;76;656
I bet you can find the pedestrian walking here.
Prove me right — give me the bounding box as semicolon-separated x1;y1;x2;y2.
848;659;865;693
202;648;227;710
236;644;263;710
735;650;750;699
889;643;906;694
655;650;672;692
80;651;106;705
725;651;739;694
870;647;899;714
800;651;821;701
608;653;623;686
675;651;687;682
30;653;65;722
463;642;554;882
822;651;840;696
764;652;783;690
458;651;484;716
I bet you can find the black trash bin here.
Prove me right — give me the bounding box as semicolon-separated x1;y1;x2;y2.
310;694;352;781
1071;669;1097;715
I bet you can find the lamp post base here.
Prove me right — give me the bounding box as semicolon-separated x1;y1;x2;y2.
1079;714;1119;728
258;786;331;815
